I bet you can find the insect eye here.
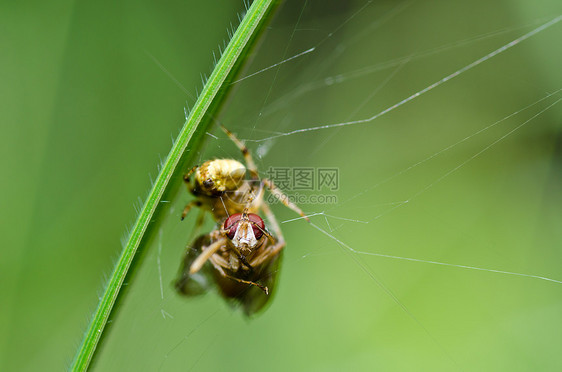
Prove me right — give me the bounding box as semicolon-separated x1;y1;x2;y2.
203;178;214;189
224;213;242;239
248;213;265;239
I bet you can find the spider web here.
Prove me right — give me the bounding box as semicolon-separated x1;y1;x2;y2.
93;1;562;371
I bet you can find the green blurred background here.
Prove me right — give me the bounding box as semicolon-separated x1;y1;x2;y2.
2;0;561;371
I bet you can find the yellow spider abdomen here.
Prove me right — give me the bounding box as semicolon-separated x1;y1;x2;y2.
195;159;246;195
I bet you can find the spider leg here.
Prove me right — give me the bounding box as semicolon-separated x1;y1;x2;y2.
181;165;204;221
262;178;310;222
183;165;198;183
219;124;259;180
260;201;284;244
181;200;203;221
220;124;309;221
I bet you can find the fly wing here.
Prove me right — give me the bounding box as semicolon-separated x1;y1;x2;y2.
175;234;213;296
241;249;283;316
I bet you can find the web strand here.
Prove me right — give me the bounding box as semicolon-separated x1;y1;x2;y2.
246;16;562;142
310;222;562;286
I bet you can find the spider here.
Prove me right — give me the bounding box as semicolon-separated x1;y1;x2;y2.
181;124;309;224
176;125;309;314
175;199;285;315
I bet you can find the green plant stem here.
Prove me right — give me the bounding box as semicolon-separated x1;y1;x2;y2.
70;1;278;370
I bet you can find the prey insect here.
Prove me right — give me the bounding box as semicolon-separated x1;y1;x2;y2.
176;200;284;315
175;125;309;315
